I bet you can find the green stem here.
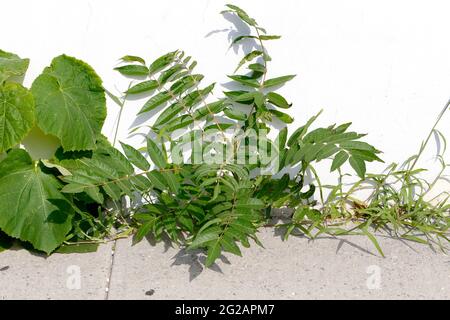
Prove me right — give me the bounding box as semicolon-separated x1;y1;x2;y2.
409;98;450;171
112;83;132;147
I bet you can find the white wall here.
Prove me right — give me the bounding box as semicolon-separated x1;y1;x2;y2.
2;0;449;193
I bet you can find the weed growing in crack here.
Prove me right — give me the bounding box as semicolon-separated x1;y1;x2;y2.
0;4;447;266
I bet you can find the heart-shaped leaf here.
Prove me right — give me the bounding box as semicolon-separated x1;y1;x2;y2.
31;55;106;151
0;149;73;254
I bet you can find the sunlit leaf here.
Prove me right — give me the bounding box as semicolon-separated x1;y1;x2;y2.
31;55;106;151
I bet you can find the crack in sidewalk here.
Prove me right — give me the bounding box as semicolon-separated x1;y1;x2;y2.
104;239;118;300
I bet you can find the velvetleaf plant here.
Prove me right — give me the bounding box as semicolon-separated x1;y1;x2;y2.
0;4;448;265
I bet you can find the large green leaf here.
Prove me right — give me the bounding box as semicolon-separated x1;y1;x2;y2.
0;49;29;83
31;55;106;151
0;149;73;254
0;82;35;152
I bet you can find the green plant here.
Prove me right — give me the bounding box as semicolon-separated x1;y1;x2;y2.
0;4;448;267
331;100;450;253
98;4;383;266
0;52;130;253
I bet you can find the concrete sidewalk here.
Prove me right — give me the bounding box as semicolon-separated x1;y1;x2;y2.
0;242;113;299
1;228;449;299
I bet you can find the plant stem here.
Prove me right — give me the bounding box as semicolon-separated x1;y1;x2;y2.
112;83;132;147
409;98;450;171
113;104;124;147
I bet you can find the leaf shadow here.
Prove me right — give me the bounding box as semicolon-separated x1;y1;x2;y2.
114;74;148;82
170;248;230;282
433;130;443;158
141;233;174;254
128;103;168;131
8;241;48;259
220;12;260;56
272;225;379;257
46;199;72;224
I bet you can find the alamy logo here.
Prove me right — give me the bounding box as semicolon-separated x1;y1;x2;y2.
66;265;81;290
366;265;382;290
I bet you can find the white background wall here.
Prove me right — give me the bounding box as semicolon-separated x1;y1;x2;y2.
2;0;449;192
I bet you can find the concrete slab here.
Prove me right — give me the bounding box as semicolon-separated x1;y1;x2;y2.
108;228;450;300
0;242;113;300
